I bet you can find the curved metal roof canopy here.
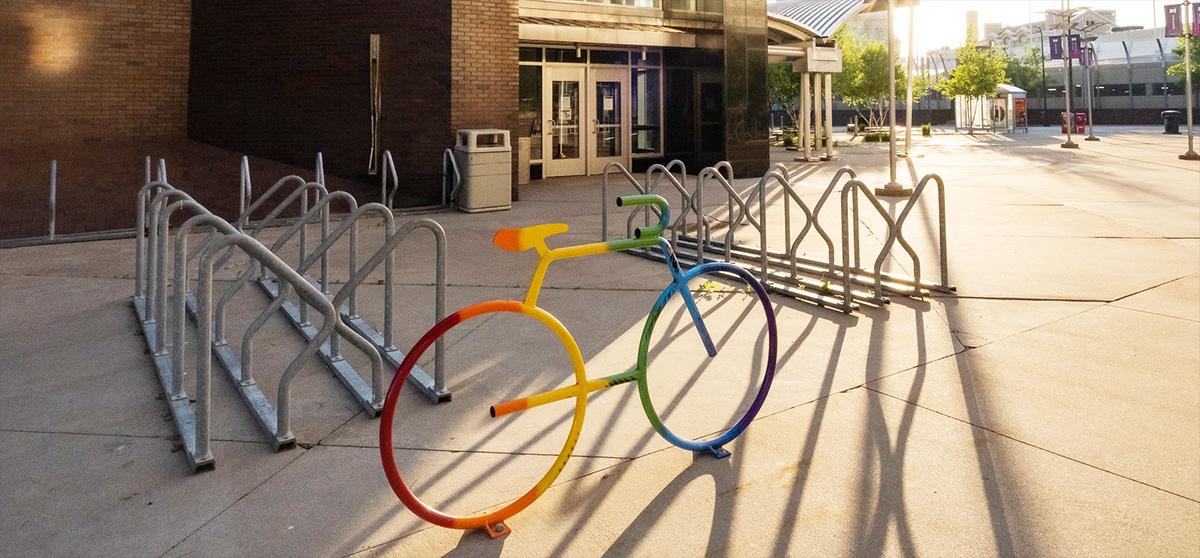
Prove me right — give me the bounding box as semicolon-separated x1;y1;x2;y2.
768;0;870;41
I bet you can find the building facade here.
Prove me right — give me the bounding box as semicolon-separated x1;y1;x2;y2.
187;0;770;205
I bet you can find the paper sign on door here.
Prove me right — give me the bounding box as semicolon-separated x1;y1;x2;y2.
603;96;614;112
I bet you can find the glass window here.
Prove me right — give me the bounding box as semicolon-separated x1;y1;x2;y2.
634;51;662;66
632;68;661;155
590;50;629;65
519;66;543;161
519;47;542;62
546;48;587;64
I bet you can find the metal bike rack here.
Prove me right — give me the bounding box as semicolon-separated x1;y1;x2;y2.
132;154;451;470
601;161;954;313
442;147;462;208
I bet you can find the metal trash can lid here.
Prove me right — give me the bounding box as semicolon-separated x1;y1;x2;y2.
1161;110;1182;117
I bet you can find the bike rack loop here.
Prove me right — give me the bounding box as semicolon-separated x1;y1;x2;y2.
636;163;691;246
839;179;922;313
196;233;343;456
276;202;447;401
650;160;688;231
601;161;648;242
441;148;462;208
689;161;733;252
870;173;952;295
134;180;174;299
246;199;392;412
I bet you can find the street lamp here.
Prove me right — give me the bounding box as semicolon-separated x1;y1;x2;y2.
1053;1;1079;148
1084;37;1100;141
1031;23;1051;126
1181;0;1200;160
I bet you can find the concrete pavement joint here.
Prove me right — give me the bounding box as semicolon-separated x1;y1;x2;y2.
158;446;311;558
864;387;1200;505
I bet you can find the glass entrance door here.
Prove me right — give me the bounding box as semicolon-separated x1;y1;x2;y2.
588;67;630;174
543;66;586;177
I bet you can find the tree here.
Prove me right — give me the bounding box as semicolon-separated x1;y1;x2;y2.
936;30;1008;133
767;62;802;134
1005;46;1045;96
830;27;926;132
1167;35;1200;108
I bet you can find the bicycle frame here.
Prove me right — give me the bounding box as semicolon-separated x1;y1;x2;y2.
489;195;717;418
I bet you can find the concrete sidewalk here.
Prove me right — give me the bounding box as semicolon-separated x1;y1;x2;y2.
1;126;1198;557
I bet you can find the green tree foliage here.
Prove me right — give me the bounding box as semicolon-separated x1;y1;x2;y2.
1005;46;1045;96
1167;35;1200;98
767;62;802;132
830;27;927;131
936;30;1008;133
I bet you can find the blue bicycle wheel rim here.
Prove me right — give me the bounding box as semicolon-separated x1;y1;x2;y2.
635;261;778;453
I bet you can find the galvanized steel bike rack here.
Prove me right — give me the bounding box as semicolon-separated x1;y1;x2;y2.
132;155;450;470
600;161;954;313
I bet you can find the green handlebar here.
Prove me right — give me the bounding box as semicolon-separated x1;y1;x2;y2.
616;194;669;235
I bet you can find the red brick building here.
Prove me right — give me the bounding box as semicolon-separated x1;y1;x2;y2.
1;1;776;238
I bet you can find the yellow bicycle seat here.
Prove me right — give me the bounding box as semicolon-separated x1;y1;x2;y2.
493;223;569;252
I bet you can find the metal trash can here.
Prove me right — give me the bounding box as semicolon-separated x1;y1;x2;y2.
453;129;512;213
1162;110;1182;135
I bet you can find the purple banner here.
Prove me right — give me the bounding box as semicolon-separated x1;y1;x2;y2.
1068;34;1082;59
1165;4;1183;38
1194;3;1200;36
1049;35;1064;59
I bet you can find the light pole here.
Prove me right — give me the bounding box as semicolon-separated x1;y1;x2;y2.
1084;40;1099;141
1036;25;1050;126
1060;1;1080;148
903;1;915;156
1181;0;1200;160
878;0;912;196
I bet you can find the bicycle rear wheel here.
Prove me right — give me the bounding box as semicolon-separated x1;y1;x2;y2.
379;300;588;533
635;261;777;456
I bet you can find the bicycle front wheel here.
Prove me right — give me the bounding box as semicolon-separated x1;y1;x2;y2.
635;261;778;455
379;300;588;532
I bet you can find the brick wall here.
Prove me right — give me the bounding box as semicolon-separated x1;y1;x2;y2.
0;1;190;147
189;1;453;206
0;1;190;239
450;0;520;197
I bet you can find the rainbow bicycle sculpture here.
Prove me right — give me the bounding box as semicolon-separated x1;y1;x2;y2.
380;195;778;538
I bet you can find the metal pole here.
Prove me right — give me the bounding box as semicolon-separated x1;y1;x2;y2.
1157;38;1170;108
1061;0;1079;148
1085;43;1099;140
816;71;825;156
878;0;909;195
1040;28;1050;125
1182;0;1200;159
903;2;915;156
825;73;834;160
49;160;57;240
1122;39;1135;110
799;71;811;161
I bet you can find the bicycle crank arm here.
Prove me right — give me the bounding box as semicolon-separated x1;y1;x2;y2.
490;368;641;417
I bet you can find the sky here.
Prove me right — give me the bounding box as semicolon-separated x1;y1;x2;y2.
890;0;1165;55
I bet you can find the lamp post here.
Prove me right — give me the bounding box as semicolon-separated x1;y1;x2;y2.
1182;0;1200;160
903;1;915;156
878;0;912;196
1036;25;1050;126
1084;39;1099;141
1060;1;1080;148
